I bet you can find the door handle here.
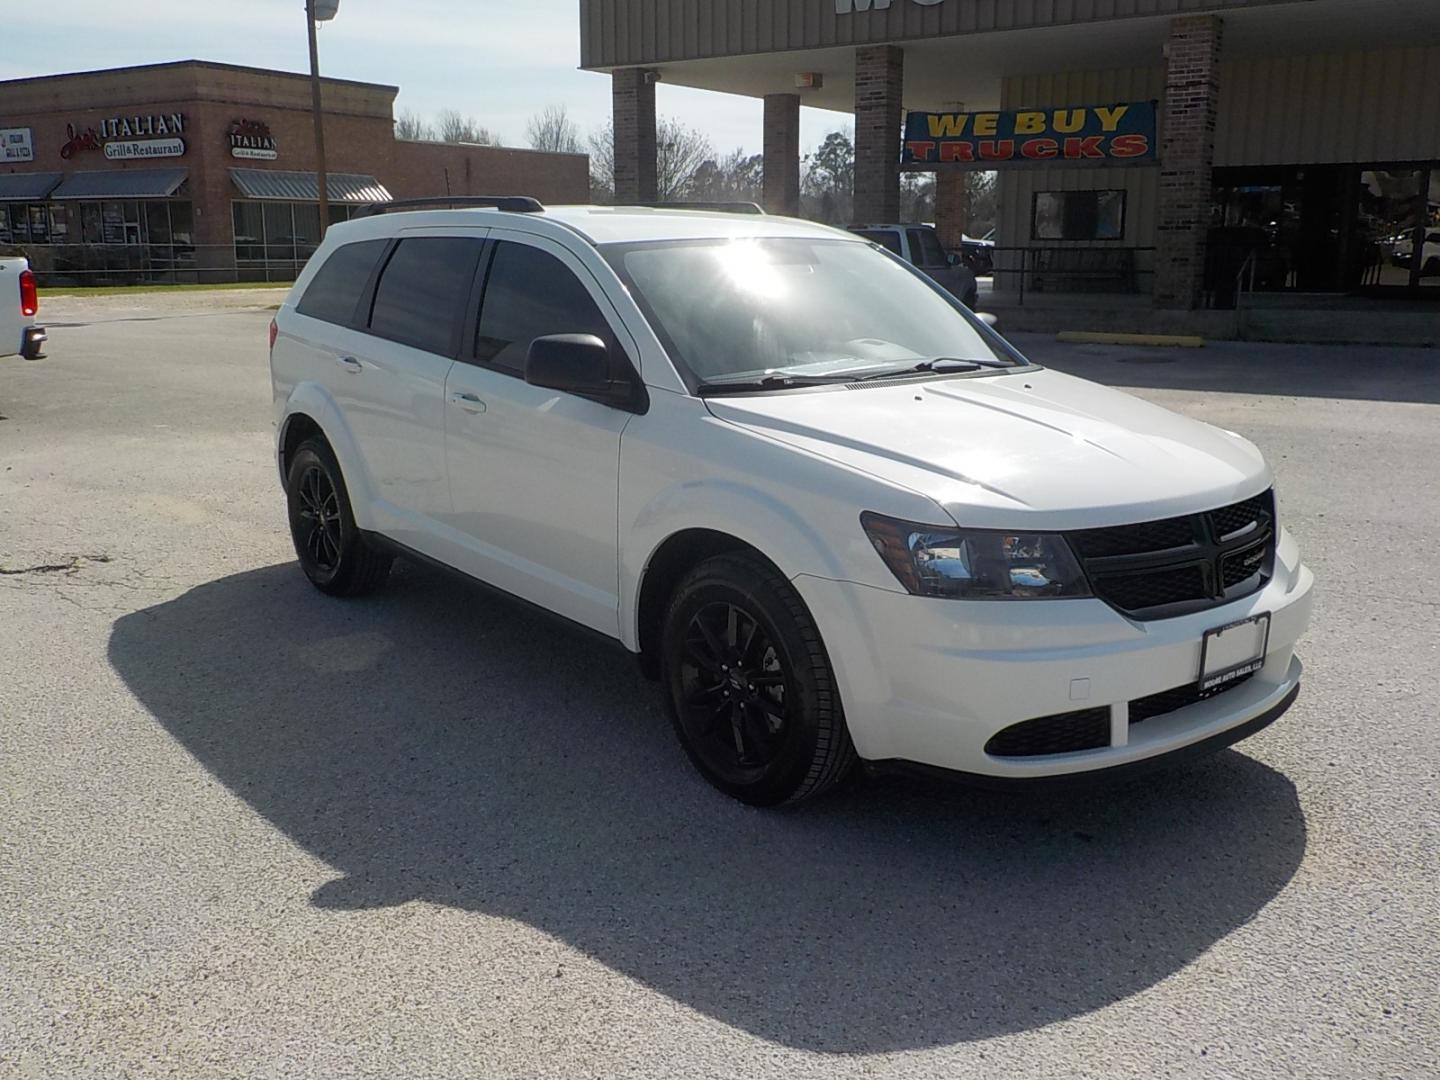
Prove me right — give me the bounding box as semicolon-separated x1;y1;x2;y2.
450;391;487;414
335;355;363;374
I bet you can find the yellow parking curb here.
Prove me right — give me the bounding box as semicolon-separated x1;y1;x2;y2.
1057;331;1205;348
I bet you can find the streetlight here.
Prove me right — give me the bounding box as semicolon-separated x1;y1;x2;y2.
307;0;339;236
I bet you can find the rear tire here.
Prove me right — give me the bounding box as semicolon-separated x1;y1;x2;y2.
660;553;856;805
285;438;393;597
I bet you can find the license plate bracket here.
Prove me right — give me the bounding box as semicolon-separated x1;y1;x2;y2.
1199;613;1271;694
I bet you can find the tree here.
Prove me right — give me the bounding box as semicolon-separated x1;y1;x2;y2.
435;109;499;146
688;149;764;204
801;130;855;224
526;105;584;155
394;109;433;142
587;118;714;204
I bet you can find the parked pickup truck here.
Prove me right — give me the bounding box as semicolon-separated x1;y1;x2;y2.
0;257;45;360
849;223;979;309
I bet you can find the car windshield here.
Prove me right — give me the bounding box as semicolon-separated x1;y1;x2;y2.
602;237;1023;392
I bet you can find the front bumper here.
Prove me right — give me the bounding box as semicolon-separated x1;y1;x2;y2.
20;326;46;360
794;528;1314;779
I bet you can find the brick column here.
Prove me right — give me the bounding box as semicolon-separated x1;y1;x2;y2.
612;68;657;204
853;45;904;224
1155;15;1223;309
934;171;968;251
762;93;801;216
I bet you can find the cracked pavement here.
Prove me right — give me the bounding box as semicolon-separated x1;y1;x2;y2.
1;293;1437;1079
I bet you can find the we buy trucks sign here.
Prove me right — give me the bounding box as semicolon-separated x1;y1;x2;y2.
902;101;1157;168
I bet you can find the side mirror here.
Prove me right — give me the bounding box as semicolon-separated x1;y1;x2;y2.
946;253;961;267
525;334;612;396
976;312;1000;329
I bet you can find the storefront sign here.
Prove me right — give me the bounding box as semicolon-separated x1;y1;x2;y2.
104;138;186;160
61;113;187;159
229;119;278;161
902;102;1157;168
1;128;34;163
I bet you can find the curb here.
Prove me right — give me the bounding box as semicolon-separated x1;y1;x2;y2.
1056;331;1206;348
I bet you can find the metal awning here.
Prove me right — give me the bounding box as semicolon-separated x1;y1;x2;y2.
50;168;189;199
230;169;391;204
0;172;63;201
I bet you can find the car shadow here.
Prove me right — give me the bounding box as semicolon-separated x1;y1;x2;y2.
107;561;1307;1053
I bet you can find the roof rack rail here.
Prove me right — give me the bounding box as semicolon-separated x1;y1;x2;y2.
628;201;766;215
354;196;545;218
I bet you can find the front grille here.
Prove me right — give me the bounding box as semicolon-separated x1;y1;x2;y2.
985;707;1111;758
1129;671;1256;725
1066;490;1276;619
1093;565;1208;611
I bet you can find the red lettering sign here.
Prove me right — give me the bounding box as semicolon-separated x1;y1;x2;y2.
1109;134;1150;158
60;123;101;160
1063;136;1106;159
904;140;936;162
1020;138;1059;160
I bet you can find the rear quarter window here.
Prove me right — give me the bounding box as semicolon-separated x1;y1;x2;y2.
295;239;388;326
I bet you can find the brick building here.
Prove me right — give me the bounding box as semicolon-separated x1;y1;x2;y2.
580;0;1440;329
0;60;590;283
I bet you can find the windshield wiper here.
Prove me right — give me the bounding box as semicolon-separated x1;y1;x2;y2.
696;373;850;396
850;356;1011;381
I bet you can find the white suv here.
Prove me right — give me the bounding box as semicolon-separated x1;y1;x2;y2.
270;198;1313;806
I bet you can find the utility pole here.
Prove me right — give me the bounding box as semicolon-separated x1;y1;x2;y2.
306;0;331;237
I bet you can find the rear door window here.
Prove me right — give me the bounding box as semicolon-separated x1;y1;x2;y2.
855;229;902;256
295;239;388;326
473;241;619;375
907;228;948;268
367;236;484;356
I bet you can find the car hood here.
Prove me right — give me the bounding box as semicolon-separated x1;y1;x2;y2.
704;367;1271;530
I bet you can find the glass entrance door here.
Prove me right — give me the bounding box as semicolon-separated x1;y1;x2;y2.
1350;168;1426;289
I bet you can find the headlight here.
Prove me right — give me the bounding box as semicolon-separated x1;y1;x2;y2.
860;512;1092;599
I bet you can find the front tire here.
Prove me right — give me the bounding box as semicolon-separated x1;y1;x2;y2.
660;553;856;805
285;438;392;597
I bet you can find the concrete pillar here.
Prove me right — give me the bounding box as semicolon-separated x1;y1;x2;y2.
612;68;657;204
853;45;904;224
1155;15;1223;309
762;93;801;216
934;171;968;251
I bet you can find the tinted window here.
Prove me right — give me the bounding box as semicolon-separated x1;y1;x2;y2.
369;237;483;355
855;229;902;255
475;242;615;373
295;238;386;325
908;228;948;267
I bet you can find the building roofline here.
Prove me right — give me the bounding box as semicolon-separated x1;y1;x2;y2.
0;58;400;94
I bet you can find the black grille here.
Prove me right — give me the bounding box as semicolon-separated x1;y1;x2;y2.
1129;672;1256;725
985;708;1111;758
1066;490;1276;619
1221;539;1270;589
1212;493;1272;540
1093;565;1208;611
1069;515;1195;558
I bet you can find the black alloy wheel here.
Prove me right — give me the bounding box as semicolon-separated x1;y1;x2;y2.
296;464;342;572
661;553;856;805
285;437;393;597
678;600;791;785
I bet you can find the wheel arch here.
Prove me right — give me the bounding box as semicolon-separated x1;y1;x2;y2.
276;384;377;529
632;529;788;679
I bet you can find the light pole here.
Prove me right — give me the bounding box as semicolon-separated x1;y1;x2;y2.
306;0;339;236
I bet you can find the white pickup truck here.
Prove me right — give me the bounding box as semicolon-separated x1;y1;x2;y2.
0;256;45;360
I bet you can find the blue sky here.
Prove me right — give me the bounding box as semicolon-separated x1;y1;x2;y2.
6;0;845;159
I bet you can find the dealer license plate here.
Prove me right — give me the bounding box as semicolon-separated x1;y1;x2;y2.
1199;614;1270;693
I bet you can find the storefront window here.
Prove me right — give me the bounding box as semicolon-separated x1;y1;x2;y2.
1354;169;1424;288
1416;172;1440;290
169;201;194;246
1033;190;1125;241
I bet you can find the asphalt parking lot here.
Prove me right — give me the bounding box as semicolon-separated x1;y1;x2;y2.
2;292;1437;1079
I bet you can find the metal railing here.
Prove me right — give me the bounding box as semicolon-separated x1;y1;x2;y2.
984;246;1157;305
0;244;308;287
